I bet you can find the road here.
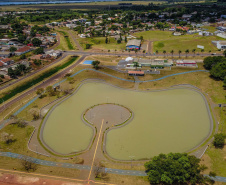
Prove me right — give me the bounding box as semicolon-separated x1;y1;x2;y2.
0;55;87;113
0;54;68;91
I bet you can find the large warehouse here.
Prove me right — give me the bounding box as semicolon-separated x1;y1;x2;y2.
126;39;141;50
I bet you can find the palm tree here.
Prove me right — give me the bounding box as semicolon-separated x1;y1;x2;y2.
185;49;189;58
192;49;196;57
170;50;174;58
163;50;166;57
209;50;211;54
178;50;182;58
156;50;158;55
201;49;204;55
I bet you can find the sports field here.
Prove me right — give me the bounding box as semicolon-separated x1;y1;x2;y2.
42;82;212;160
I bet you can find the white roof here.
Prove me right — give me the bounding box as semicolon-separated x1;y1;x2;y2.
125;57;133;62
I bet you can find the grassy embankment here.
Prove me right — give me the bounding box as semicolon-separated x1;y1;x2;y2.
56;30;75;50
0;124;81;178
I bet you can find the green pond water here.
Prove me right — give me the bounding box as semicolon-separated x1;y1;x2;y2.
43;82;211;160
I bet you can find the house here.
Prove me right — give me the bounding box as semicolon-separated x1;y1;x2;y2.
176;60;197;67
126;39;141;50
45;49;62;58
212;41;226;50
15;46;32;56
0;51;12;58
0;58;14;66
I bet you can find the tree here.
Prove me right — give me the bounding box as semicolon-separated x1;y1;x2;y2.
1;132;15;144
163;50;166;57
203;56;225;70
133;62;139;70
36;88;44;96
85;43;92;49
20;54;26;60
92;60;100;70
213;133;226;148
178;50;182;58
170;50;174;58
145;153;212;185
46;86;55;96
156;50;158;55
210;60;226;80
117;39;121;44
192;49;196;57
201;49;204;54
8;67;16;78
105;37;108;44
143;50;146;56
125;36;127;43
9;46;17;53
32;38;42;47
224;50;226;57
185;49;189;58
223;77;226;89
21;157;38;172
33;47;44;55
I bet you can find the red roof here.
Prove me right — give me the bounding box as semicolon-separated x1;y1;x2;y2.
0;61;4;67
16;46;31;53
128;71;144;74
1;58;12;63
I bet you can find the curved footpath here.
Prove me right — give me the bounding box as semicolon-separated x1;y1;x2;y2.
0;69;226;182
0;151;225;182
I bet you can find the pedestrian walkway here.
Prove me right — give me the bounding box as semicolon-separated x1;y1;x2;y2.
0;152;226;182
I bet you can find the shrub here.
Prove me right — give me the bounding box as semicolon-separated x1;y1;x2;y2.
213;133;226;148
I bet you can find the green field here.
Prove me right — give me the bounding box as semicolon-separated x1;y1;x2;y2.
43;82;212;160
135;30;225;53
78;37;126;51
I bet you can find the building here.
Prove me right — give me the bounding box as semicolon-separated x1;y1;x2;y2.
216;32;226;39
126;39;141;50
176;60;197;67
128;70;144;76
15;46;32;56
0;58;14;66
212;41;226;50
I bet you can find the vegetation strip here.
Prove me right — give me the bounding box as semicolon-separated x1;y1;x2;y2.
58;30;74;50
0;56;78;104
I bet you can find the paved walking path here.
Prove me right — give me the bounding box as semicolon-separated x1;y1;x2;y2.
0;152;225;182
1;68;225;182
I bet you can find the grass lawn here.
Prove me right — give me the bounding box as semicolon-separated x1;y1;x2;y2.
78;37;126;52
134;30;173;41
139;70;225;104
202;25;217;33
134;30;225;53
153;35;223;53
55;29;76;50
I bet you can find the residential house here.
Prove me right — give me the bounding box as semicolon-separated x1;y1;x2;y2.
15;46;32;56
0;58;14;66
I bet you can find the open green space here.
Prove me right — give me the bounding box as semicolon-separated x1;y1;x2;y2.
57;30;75;50
43;82;212;160
135;30;225;53
78;37;126;51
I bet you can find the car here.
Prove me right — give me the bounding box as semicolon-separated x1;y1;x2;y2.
211;53;216;55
